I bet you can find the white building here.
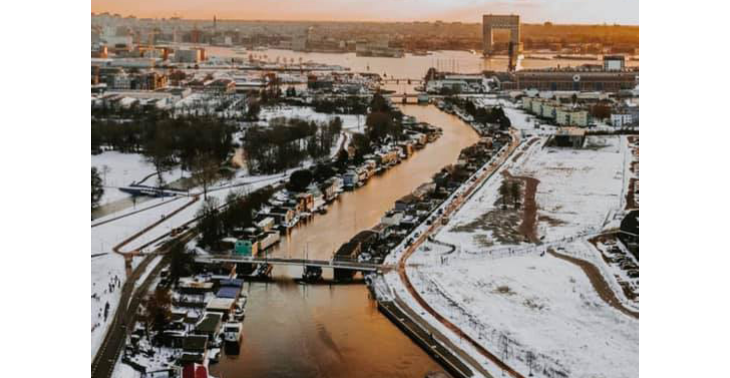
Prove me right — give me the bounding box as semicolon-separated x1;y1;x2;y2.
610;113;633;127
556;108;589;127
603;55;626;71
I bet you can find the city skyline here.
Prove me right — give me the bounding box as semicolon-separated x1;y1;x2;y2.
91;0;639;25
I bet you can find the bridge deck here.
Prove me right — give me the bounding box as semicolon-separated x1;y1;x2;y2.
195;255;385;271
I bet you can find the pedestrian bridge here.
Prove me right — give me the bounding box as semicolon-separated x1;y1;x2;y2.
195;255;387;272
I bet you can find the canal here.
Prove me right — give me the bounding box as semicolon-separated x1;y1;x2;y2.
210;104;480;378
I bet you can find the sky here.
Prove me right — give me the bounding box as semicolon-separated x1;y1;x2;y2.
91;0;639;25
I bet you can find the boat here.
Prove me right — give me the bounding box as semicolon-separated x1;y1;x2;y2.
233;297;247;321
259;231;281;251
209;348;221;364
223;322;242;343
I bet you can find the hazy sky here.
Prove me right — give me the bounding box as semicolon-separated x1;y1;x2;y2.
92;0;639;25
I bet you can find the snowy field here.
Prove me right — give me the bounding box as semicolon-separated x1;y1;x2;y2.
392;128;637;377
438;135;626;252
91;152;189;205
256;105;365;132
527;135;625;240
91;165;288;359
407;254;639;378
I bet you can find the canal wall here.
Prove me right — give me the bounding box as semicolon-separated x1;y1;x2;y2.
377;300;475;378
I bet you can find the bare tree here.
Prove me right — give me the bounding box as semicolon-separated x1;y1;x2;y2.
192;153;219;200
142;288;172;334
526;350;536;377
499;334;512;376
510;180;521;209
499;180;510;209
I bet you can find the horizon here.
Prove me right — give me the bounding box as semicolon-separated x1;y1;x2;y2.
91;0;639;25
91;12;640;27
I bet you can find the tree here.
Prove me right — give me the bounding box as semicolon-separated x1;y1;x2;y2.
499;180;510;209
169;241;195;287
369;93;390;113
92;167;104;210
142;288;172;333
196;197;222;249
192;153;219;200
350;133;372;164
510;181;521;208
525;351;536;377
246;101;261;120
590;103;612;121
143;129;175;189
289;169;313;192
366;111;403;144
499;334;512;374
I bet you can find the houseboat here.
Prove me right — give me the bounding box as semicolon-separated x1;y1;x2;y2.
223;322;242;343
259;231;281;251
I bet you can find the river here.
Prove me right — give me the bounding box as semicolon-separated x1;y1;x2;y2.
201;46;638;80
210;105;480;378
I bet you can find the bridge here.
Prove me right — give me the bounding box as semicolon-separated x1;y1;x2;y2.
195;255;387;272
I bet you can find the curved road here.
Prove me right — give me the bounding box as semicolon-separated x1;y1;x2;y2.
395;128;526;378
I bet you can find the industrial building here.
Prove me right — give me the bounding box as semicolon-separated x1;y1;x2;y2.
497;69;638;92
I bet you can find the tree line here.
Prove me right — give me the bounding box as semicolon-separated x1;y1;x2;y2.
196;186;277;250
459;98;512;130
243;117;342;174
93;115;236;186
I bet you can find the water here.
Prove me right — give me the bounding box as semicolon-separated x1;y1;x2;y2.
203;46;638;80
211;105;480;378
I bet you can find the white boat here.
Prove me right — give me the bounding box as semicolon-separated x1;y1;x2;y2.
233;297;247;321
223;322;242;343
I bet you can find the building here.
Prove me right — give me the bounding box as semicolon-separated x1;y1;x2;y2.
205;78;235;95
175;49;201;63
193;312;222;340
556;108;589;127
611;105;639;127
483;14;521;70
498;70;638;92
603;55;626;71
540;101;560;119
181;336;208;364
554;127;586;148
234;239;258;256
134;72;168;90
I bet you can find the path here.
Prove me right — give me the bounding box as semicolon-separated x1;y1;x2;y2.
92;197;183;228
396;128;526;378
548;249;639;319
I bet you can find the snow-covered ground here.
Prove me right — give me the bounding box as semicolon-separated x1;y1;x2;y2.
91;152;189;205
387;123;637;377
91;253;125;359
407;253;639;378
438;135;625;252
256;105;365;132
91;166;285;359
527;135;625;240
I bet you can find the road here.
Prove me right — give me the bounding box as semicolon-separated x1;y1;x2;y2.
394;128;526;378
91;251;158;378
92;194;200;377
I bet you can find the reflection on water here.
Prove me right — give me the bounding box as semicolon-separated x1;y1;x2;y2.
211;105;479;378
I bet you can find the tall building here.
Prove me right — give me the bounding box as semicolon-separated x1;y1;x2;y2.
483;14;521;70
